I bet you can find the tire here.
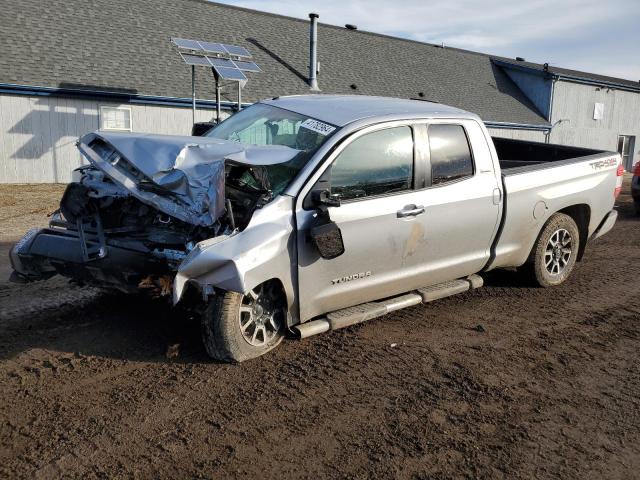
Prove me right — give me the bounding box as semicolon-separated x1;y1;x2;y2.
635;200;640;216
201;281;286;362
526;213;580;287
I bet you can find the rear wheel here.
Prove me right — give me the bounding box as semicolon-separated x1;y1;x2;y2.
201;281;286;362
527;213;580;287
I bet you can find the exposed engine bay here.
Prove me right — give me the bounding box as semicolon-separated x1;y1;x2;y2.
9;131;305;295
61;161;273;254
10;100;336;306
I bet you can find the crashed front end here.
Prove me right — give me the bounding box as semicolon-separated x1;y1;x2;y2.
9;131;298;298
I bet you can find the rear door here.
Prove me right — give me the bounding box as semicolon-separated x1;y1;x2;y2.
402;120;502;285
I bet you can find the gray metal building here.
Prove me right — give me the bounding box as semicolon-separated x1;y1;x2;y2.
0;0;638;183
494;59;640;171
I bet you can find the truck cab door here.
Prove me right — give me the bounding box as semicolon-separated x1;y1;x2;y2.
295;124;430;322
399;120;502;285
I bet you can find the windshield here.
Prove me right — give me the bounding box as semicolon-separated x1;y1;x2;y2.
206;103;335;150
206;103;337;195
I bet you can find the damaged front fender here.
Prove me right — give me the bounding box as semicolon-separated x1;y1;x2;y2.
173;196;299;323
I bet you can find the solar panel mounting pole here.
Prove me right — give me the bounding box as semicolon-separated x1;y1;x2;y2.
171;37;259;122
213;68;221;123
191;65;196;125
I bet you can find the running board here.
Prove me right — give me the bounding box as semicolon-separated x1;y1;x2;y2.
294;274;483;339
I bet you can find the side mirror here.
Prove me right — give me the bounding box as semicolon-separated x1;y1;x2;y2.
312;189;341;208
192;122;216;136
310;219;345;259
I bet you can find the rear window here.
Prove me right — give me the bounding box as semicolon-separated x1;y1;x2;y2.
428;124;474;184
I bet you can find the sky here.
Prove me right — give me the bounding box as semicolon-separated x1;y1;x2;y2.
214;0;640;81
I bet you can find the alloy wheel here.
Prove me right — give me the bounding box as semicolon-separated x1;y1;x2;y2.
238;283;284;346
544;228;572;275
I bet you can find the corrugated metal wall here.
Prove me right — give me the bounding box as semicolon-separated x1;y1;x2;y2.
0;94;220;183
486;128;546;142
549;81;640;169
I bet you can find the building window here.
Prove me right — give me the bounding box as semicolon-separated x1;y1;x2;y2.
617;135;636;171
100;106;132;131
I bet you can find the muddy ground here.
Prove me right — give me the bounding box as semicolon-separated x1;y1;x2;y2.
0;181;639;479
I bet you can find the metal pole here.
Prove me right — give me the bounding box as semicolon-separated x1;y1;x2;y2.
308;13;319;91
237;82;242;112
215;75;221;123
191;65;196;126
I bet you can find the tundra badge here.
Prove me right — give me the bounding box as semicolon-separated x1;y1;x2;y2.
331;271;372;285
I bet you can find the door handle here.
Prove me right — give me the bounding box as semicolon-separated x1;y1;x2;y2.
397;204;425;218
492;188;502;205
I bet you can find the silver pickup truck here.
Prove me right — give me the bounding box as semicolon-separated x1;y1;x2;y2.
10;95;623;362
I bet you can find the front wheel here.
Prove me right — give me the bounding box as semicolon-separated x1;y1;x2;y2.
201;281;286;362
527;213;580;287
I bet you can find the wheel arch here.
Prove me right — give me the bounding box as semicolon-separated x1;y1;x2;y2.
557;204;590;261
525;204;590;265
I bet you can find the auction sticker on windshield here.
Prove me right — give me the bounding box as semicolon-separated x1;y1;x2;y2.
300;119;336;136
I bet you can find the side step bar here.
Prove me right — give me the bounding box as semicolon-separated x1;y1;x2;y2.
294;274;483;339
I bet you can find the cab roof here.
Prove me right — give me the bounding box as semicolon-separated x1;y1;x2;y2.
260;95;475;127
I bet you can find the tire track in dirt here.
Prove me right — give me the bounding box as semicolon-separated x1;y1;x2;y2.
1;184;640;478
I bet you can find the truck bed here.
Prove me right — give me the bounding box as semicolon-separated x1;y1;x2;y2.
488;136;619;272
492;137;601;173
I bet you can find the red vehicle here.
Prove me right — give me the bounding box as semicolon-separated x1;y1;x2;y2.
632;162;640;215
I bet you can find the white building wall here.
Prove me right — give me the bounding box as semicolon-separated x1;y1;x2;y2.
0;94;223;183
549;81;640;170
486;128;547;142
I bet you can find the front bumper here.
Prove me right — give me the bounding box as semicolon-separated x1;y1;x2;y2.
10;227;170;289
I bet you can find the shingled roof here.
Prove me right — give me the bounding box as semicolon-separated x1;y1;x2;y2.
0;0;556;125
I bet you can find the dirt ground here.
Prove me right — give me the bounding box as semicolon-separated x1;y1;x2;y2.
0;180;639;479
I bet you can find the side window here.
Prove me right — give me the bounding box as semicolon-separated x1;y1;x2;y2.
428;124;474;185
330;126;414;200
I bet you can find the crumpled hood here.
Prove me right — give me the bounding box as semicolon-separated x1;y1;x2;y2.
77;131;301;226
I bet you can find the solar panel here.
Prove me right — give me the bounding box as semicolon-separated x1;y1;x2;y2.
213;66;247;81
233;60;261;72
172;38;202;51
198;41;225;55
180;52;211;66
208;57;236;68
222;44;252;58
173;37;257;84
